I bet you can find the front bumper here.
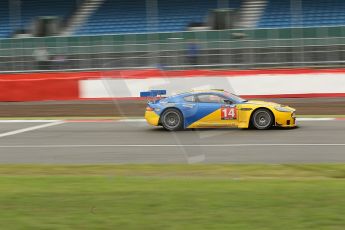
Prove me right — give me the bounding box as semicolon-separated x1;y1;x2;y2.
275;110;297;127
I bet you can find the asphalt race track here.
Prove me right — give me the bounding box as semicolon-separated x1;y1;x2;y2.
0;119;344;163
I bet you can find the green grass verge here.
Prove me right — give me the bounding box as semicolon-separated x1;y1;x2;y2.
0;164;345;230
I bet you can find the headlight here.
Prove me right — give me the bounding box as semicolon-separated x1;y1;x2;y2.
274;106;292;112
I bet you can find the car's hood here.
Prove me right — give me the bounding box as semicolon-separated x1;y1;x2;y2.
244;100;296;111
245;100;281;106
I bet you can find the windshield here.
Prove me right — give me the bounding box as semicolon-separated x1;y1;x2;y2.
222;91;248;103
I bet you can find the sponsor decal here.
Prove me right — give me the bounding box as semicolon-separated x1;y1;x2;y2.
182;103;195;108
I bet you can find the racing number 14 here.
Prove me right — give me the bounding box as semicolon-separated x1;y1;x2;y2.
221;107;237;120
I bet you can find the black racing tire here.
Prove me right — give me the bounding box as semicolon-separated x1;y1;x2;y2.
161;108;184;131
251;109;274;130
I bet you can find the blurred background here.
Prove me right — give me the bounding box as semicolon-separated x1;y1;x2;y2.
1;0;345;72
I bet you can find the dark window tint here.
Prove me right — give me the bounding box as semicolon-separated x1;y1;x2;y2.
197;94;225;103
184;95;195;102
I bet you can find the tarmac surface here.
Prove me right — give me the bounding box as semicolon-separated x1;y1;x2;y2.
1;97;345;117
0;119;344;163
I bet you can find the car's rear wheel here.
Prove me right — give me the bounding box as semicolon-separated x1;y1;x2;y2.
251;109;274;130
161;108;183;131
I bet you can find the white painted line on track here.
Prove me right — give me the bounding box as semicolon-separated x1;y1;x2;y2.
116;118;339;122
0;120;61;123
0;143;344;148
296;118;336;121
0;118;342;124
0;121;65;138
118;119;146;122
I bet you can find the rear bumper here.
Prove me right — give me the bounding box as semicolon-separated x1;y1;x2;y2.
145;111;160;126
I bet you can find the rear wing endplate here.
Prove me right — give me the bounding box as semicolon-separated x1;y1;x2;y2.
140;90;167;102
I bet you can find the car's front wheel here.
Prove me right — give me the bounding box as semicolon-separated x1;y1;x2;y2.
161;108;183;131
251;109;274;130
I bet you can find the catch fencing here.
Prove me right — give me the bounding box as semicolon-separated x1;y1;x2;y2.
0;26;345;72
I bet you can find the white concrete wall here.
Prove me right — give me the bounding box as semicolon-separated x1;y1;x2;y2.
79;73;345;98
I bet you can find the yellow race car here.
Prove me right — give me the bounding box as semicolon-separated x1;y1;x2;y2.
142;90;296;131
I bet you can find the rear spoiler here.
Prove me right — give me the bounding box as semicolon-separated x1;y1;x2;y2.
140;90;167;102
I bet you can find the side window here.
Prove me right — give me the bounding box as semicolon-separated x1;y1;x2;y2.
184;95;196;102
197;94;225;103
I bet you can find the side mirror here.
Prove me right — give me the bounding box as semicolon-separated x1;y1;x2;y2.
224;99;233;105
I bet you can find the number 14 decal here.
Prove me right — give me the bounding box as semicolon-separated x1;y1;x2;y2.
221;106;237;120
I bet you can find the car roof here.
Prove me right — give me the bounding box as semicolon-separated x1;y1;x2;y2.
172;89;226;98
